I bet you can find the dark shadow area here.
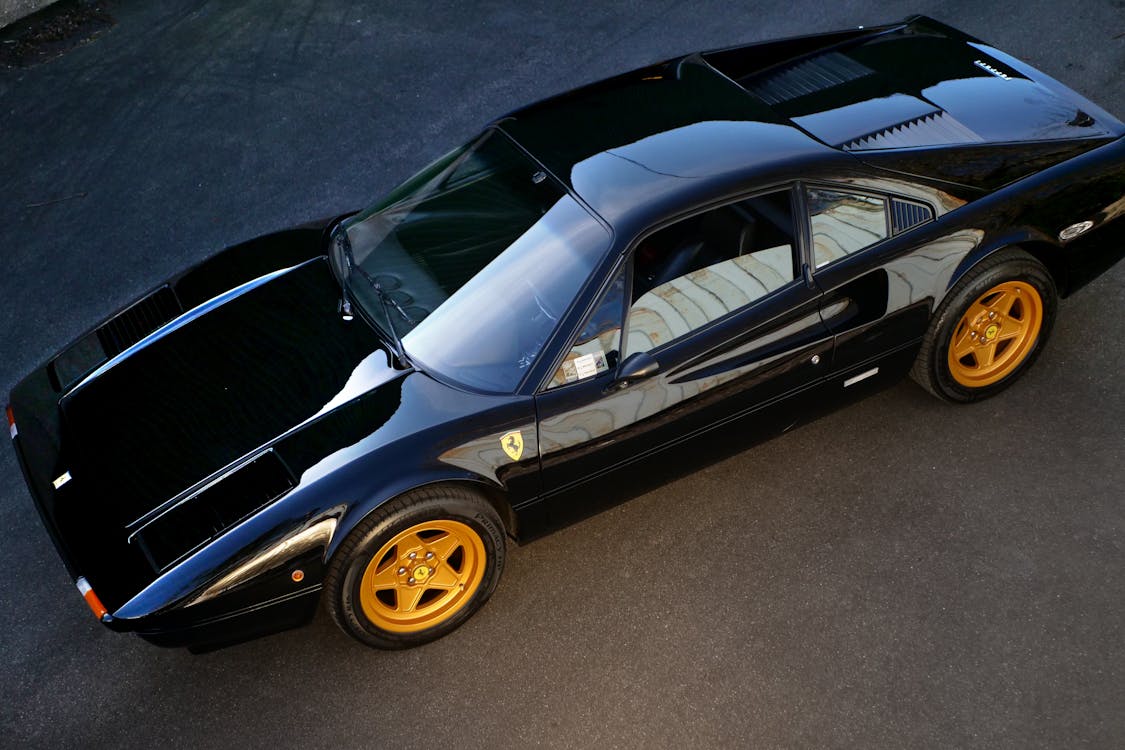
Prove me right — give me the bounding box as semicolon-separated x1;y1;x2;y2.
0;0;113;68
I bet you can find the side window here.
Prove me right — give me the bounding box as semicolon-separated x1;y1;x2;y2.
624;189;797;356
547;266;625;388
807;188;889;268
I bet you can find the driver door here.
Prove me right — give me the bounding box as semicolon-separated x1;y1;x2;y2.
529;187;833;528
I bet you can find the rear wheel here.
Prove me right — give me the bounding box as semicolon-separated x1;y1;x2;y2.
325;486;506;649
912;249;1057;402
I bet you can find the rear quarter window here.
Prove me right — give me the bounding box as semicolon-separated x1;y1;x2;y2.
808;188;889;268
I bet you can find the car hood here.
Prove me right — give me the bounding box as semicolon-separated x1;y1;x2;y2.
59;256;389;529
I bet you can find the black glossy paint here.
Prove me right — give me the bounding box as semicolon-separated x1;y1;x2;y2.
64;259;378;527
7;14;1125;650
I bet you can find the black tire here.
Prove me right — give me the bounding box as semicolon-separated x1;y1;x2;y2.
324;485;506;649
911;248;1057;403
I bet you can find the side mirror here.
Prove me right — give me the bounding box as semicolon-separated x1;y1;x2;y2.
612;351;660;389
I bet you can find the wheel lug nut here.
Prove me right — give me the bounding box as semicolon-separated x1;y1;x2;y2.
397;567;406;575
407;577;416;584
425;552;434;560
408;552;417;559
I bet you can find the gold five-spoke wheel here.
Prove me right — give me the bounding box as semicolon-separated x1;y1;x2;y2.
947;280;1044;388
358;519;487;633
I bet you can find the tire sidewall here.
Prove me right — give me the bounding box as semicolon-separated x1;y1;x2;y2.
930;256;1056;402
336;493;506;649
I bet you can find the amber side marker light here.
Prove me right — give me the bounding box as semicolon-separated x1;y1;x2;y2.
75;577;109;621
6;405;15;439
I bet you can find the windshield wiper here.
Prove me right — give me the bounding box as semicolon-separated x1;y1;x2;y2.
370;282;413;367
331;226;358;321
333;229;414;367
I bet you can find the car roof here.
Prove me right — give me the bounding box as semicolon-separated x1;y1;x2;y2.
498;55;841;232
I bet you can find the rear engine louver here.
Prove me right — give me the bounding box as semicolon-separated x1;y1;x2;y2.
132;451;296;572
891;199;935;234
745;52;874;105
97;285;182;357
841;110;982;151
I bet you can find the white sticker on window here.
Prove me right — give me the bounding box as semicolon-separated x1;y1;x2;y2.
573;352;600;380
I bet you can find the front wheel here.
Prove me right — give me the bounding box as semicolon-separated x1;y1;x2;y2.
911;249;1057;402
324;486;506;649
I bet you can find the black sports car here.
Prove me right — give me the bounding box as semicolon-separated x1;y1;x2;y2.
8;16;1124;651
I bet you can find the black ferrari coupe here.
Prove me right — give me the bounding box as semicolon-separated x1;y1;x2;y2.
8;15;1124;651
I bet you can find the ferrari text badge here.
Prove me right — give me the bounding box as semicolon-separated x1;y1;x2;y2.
500;430;524;461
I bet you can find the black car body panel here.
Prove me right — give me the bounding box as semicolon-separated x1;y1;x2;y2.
8;15;1125;650
62;259;379;527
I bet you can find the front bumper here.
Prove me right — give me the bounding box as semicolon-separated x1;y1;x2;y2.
134;587;321;652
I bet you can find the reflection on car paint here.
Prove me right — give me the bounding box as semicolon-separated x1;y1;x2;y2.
313;349;398;419
186;510;344;607
439;423;540;474
541;307;827;454
884;229;985;308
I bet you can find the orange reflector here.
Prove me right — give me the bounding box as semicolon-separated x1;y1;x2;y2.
75;577;108;620
291;569;305;583
5;405;15;439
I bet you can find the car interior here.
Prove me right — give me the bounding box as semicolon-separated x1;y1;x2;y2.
625;191;797;355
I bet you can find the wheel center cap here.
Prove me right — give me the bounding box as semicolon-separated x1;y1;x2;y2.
984;323;999;341
412;565;431;582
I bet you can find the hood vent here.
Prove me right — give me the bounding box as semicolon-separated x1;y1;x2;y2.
745;52;874;105
97;285;182;358
841;110;982;151
49;285;183;391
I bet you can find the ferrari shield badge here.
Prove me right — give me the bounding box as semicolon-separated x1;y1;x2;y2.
500;430;524;461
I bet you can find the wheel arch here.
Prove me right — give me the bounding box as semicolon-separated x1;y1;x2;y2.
324;472;517;566
911;232;1060;402
943;229;1067;305
1017;241;1070;297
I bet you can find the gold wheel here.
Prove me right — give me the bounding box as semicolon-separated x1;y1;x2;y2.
947;280;1044;388
358;519;487;634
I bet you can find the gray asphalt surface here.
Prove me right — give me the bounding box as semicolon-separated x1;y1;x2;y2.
2;1;1123;747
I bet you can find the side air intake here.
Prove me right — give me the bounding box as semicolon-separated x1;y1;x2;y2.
744;52;874;105
841;110;982;151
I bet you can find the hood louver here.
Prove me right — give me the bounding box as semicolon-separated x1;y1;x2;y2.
97;285;182;357
49;285;183;391
745;52;874;105
840;110;982;151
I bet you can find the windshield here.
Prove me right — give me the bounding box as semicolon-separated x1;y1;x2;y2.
337;129;611;392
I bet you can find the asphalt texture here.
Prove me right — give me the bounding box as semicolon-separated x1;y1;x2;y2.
2;1;1123;747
